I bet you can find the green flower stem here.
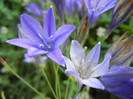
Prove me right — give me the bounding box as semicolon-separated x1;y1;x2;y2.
68;78;74;98
65;77;70;99
53;63;61;99
41;68;57;99
56;66;61;99
0;57;44;98
1;91;6;99
101;34;109;43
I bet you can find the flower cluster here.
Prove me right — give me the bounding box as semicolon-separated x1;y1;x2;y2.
5;0;133;99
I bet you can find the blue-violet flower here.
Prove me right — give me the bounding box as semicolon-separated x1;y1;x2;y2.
63;40;111;89
84;0;117;27
6;6;75;66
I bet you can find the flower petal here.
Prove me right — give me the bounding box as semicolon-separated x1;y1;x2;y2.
27;47;48;58
80;78;105;90
63;56;76;71
101;66;133;98
86;42;101;65
47;48;64;66
70;40;85;69
6;38;36;49
21;13;45;43
91;54;111;77
25;2;43;17
65;70;80;79
43;6;56;37
53;25;75;48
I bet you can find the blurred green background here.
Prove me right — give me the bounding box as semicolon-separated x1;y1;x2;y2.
0;0;133;99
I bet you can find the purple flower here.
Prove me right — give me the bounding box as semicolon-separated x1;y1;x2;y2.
63;40;111;89
84;0;117;27
101;66;133;99
104;32;133;67
106;0;133;35
25;2;45;18
6;6;75;66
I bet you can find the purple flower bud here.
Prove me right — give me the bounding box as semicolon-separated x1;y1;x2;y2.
106;0;133;35
105;32;133;67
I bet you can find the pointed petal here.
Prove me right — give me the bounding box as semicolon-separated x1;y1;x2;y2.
43;6;56;37
88;11;100;27
6;38;36;49
65;0;73;16
53;25;75;48
91;54;111;77
47;48;64;66
63;56;76;71
86;42;101;64
25;2;43;17
101;66;133;98
21;13;45;43
80;78;105;90
65;70;79;79
27;47;48;58
76;78;83;90
70;40;85;68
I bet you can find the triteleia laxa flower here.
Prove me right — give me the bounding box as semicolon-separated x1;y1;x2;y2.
84;0;117;27
104;32;133;67
63;40;111;89
25;2;45;18
106;0;133;35
101;66;133;99
6;6;75;66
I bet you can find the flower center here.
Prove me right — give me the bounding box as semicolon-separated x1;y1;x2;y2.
91;1;105;11
38;33;54;51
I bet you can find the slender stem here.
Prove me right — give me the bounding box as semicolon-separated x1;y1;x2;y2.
53;63;61;99
101;33;109;43
0;57;44;98
68;79;74;98
41;69;57;98
1;91;6;99
56;66;61;99
53;63;59;99
65;77;70;99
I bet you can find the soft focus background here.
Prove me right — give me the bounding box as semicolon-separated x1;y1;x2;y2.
0;0;133;99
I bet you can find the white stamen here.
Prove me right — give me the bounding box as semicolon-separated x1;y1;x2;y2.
102;5;105;8
92;8;95;12
91;1;94;5
38;33;43;39
39;44;44;48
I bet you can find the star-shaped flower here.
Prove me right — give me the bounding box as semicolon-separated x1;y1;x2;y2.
6;6;75;66
84;0;117;26
63;40;111;89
